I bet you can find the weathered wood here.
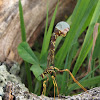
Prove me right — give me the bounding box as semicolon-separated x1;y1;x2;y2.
0;0;76;64
0;64;99;100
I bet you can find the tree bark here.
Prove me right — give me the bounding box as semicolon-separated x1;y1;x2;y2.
0;0;76;64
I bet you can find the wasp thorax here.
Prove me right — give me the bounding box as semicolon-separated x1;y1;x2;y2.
40;73;44;78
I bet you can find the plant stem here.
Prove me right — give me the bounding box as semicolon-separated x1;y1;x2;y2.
25;62;33;92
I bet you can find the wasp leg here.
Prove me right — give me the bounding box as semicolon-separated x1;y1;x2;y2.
54;67;88;93
51;75;59;100
42;75;49;95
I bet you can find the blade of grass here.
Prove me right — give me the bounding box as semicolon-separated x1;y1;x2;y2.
60;42;78;94
39;0;49;69
67;65;100;94
34;80;42;95
24;62;33;92
55;36;62;50
19;0;26;41
55;0;96;68
60;52;69;94
72;0;100;76
70;76;100;90
40;1;59;59
19;0;33;92
40;0;49;54
93;27;100;59
88;23;99;76
44;0;49;39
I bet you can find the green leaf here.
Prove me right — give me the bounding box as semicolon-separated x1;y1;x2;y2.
40;52;48;69
72;0;100;76
17;42;39;64
30;64;43;81
19;0;26;42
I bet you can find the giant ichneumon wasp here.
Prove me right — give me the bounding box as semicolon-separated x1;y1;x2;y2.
40;21;87;99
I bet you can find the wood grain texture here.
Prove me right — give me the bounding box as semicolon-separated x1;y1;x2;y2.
0;0;76;64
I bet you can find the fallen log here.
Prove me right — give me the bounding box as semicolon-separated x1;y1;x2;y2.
0;0;76;64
